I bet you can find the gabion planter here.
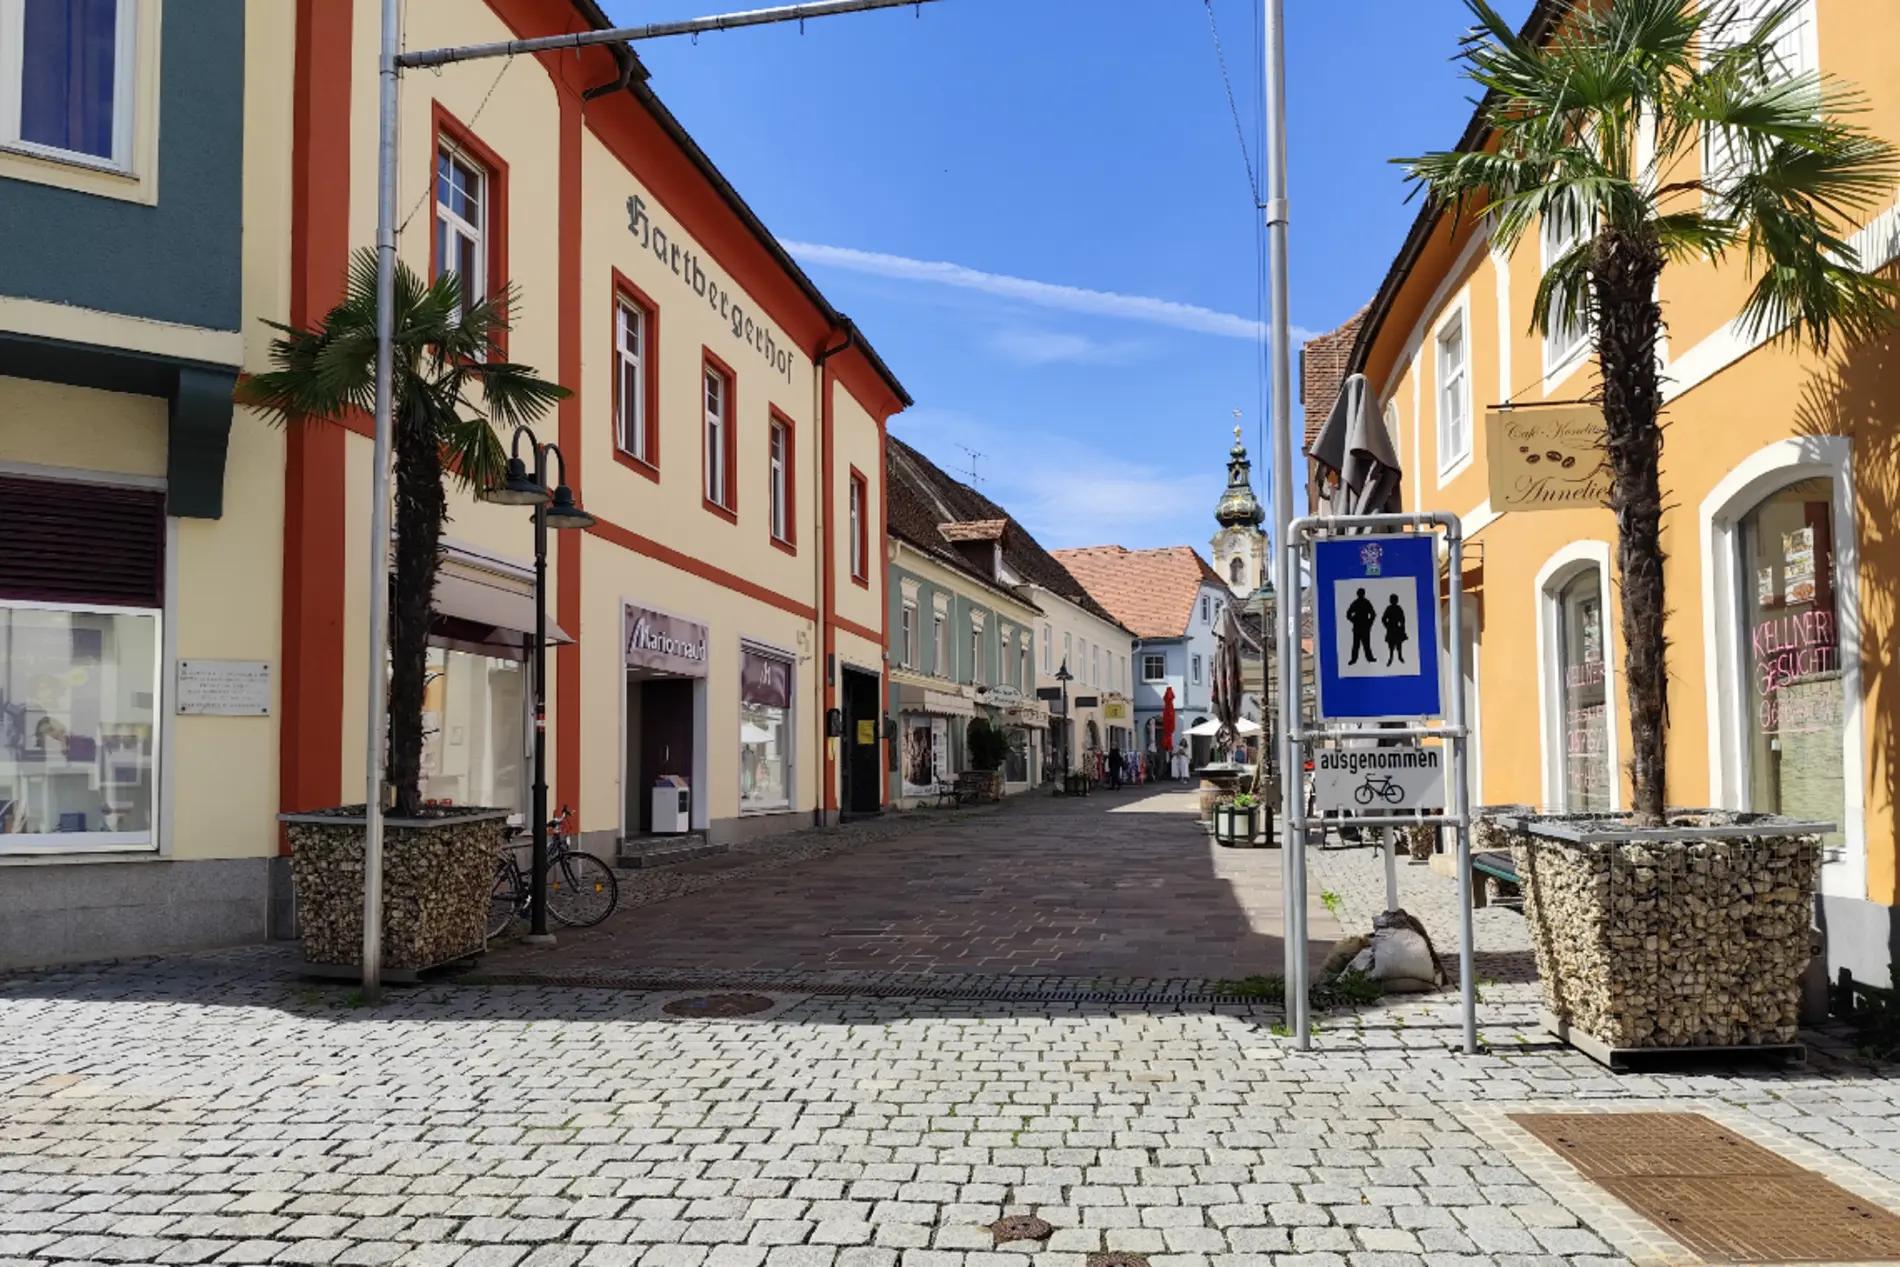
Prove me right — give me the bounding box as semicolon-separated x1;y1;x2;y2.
1500;811;1827;1054
282;806;511;972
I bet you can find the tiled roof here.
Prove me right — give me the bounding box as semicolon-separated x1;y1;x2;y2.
1301;306;1367;447
884;437;1127;631
1049;545;1225;640
939;519;1008;542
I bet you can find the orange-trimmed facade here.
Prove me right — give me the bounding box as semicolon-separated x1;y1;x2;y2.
1338;0;1900;986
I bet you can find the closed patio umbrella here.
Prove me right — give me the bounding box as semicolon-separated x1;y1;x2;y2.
1159;686;1176;756
1210;603;1247;752
1307;372;1402;516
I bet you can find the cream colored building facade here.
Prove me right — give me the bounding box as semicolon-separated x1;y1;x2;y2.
1031;588;1136;769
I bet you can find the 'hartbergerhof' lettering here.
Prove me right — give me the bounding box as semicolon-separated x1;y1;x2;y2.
626;196;797;383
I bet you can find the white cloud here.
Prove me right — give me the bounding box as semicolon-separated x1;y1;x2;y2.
785;241;1309;343
984;328;1140;367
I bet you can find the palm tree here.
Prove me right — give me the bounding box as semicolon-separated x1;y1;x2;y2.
1400;0;1898;823
242;249;569;817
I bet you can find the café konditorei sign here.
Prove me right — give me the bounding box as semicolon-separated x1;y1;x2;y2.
1484;403;1612;512
626;195;796;384
626;604;709;677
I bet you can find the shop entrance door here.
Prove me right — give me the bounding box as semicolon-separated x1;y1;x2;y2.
840;666;883;818
632;676;695;834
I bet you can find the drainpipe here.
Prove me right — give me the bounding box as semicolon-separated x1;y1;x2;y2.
814;321;857;824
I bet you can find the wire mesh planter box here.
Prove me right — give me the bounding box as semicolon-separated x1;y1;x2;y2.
282;807;512;972
1497;811;1827;1057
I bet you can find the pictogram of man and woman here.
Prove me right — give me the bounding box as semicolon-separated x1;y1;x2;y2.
1346;587;1408;667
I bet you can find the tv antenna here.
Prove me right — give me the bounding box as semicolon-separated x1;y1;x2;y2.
956;443;987;486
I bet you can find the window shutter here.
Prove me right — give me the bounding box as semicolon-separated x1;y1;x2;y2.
0;477;166;608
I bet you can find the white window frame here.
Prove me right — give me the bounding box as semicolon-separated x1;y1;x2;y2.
1041;624;1052;673
1700;435;1863;898
1142;653;1166;683
970;625;983;685
704;365;731;509
931;612;946;678
615;298;649;462
1063;632;1072;674
1191;654;1203;686
0;0;137;173
0;597;164;856
436;144;488;313
900;601;917;669
1200;595;1211;623
1534;542;1621;814
1091;645;1099;686
1435;295;1473;481
1702;0;1820;205
768;419;790;543
1541;198;1592;390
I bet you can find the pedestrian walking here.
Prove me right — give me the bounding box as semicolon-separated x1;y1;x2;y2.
1107;743;1123;789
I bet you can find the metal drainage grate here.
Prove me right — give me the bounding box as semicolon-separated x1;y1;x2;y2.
1513;1113;1900;1263
461;971;1278;1008
989;1216;1053;1244
660;993;777;1018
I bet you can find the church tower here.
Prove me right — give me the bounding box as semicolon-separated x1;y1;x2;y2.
1211;426;1268;599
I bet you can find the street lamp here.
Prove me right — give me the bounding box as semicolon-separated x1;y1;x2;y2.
1054;660;1073;780
481;426;594;941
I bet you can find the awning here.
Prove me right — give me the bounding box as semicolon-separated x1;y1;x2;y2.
430;569;572;659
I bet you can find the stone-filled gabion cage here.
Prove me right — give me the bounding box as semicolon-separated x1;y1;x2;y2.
1503;813;1824;1050
284;808;511;971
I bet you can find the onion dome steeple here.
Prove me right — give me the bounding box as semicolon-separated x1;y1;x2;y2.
1215;426;1266;529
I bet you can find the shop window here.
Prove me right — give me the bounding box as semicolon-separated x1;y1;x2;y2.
614;284;658;470
436;146;487;314
740;648;793;812
1005;729;1029;783
703;355;736;515
1142;653;1166;682
419;647;525;815
1;0;135;168
900;601;917;669
0;475;164;854
902;715;948;795
1555;568;1611;811
1739;478;1843;838
768;415;795;547
1437;308;1470;472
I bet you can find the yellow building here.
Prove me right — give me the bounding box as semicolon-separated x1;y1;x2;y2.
0;0;906;970
1326;0;1900;986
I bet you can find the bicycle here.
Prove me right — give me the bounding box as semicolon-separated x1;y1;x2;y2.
487;805;619;939
1353;774;1408;806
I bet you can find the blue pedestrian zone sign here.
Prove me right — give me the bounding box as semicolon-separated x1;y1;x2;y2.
1314;534;1442;721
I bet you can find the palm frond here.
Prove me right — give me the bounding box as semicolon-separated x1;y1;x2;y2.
1530;234;1595;341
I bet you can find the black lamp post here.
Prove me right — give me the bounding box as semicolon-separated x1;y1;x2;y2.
1054;660;1073;778
480;426;594;939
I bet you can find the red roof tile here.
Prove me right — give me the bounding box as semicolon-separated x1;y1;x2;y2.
1049;545;1224;640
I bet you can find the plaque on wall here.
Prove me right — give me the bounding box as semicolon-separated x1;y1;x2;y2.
175;660;273;716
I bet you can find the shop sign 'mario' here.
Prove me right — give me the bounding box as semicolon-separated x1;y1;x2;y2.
1313;534;1442;721
625;604;709;678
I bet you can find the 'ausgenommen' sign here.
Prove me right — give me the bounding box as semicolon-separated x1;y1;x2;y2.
1484;404;1611;512
626;604;709;677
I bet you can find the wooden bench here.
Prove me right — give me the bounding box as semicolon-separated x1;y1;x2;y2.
1471;850;1521;908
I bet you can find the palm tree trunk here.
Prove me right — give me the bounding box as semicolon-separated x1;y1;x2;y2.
1592;227;1668;824
387;403;449;818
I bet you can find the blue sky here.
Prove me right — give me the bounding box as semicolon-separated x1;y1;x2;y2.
605;0;1536;550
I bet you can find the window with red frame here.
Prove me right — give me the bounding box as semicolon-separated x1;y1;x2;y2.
768;417;794;545
849;471;868;581
703;358;735;513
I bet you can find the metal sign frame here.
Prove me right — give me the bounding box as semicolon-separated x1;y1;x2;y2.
1278;511;1478;1054
1312;533;1444;722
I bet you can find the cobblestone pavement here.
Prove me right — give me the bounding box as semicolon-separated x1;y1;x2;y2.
484;789;1339;981
6;807;1900;1267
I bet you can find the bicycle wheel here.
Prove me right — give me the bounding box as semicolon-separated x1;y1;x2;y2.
487;863;524;940
1354;783;1375;806
546;852;618;928
1383;782;1406;804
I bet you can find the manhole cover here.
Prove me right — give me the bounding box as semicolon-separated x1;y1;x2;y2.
1513;1113;1900;1262
1087;1255;1151;1267
660;993;775;1018
989;1216;1053;1244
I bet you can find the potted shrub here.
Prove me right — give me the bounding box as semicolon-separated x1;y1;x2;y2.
244;251;569;971
1402;1;1891;1054
964;716;1011;800
1214;792;1259;846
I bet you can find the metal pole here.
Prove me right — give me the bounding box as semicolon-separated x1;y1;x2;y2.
1448;526;1477;1054
527;442;554;944
360;0;401;1004
1383;827;1398;913
397;0;946;68
1263;0;1304;1048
